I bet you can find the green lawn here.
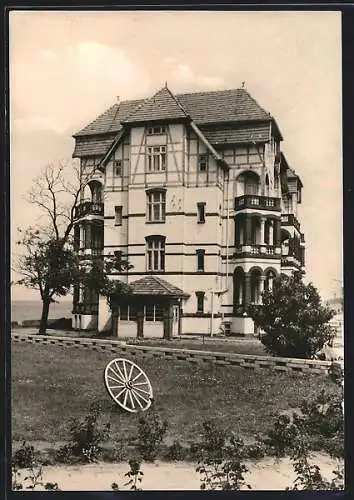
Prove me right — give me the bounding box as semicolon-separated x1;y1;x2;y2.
12;342;337;446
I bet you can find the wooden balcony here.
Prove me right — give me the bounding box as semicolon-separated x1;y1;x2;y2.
74;201;104;219
234;195;281;212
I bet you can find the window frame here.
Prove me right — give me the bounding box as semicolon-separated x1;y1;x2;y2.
114;205;123;226
113;159;122;176
196;291;205;313
147;145;167;172
197;202;206;224
146;235;166;272
198;154;209;172
196;249;205;272
147;126;167;135
146;190;166;222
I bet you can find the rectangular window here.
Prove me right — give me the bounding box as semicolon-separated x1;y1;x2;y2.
119;304;129;321
147;146;167;172
146;236;165;271
114;206;122;225
147;126;166;135
197;202;206;223
144;304;164;321
196;249;205;272
113;159;122;176
198;154;208;172
196;291;205;313
147;191;166;222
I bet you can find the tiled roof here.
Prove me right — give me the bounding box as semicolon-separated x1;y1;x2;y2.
177;88;270;124
201;123;270;146
129;275;189;297
73;134;117;157
123;86;189;124
74;99;142;137
74;87;273;137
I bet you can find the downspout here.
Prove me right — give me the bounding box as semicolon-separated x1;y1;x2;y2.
225;169;230;292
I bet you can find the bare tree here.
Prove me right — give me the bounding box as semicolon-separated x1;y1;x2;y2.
13;159;101;334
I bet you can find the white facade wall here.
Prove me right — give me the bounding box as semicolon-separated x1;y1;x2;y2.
76;120;303;336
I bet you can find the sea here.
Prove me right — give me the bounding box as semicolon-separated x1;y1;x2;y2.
11;300;73;323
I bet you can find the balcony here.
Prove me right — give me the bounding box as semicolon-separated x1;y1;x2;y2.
281;255;303;270
235;195;281;212
281;213;301;232
234;244;281;258
74;201;104;219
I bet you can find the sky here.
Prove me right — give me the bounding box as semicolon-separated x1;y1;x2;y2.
10;10;342;301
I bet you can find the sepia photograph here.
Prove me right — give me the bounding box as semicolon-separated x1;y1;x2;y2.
9;9;344;491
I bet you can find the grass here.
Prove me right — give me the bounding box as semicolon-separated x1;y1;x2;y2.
12;342;338;447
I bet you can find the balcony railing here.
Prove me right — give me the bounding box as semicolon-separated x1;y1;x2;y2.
281;256;303;269
234;244;280;257
74;201;104;219
235;195;281;211
281;213;301;232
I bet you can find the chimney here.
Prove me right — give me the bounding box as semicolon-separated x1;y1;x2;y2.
116;96;120;103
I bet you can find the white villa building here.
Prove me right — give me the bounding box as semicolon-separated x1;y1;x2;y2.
72;85;305;338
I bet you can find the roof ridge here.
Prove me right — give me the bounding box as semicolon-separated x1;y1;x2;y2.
241;88;272;119
151;275;174;293
164;85;189;118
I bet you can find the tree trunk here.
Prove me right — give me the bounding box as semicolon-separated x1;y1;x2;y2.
39;295;51;335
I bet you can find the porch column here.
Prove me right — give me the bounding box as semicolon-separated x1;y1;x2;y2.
178;300;182;336
260;216;266;245
259;276;265;304
275;219;281;246
163;302;173;340
112;312;119;338
137;306;144;339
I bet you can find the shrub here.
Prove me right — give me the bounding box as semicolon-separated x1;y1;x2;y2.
135;408;168;462
124;459;144;490
56;401;111;463
194;420;251;491
165;440;187;461
249;272;336;359
261;414;300;457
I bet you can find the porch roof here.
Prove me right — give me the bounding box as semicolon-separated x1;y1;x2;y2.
129;276;189;298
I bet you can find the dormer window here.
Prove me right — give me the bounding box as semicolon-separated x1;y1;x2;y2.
147;126;167;135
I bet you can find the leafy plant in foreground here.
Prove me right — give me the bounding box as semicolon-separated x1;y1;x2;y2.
135;407;168;462
194;420;251;491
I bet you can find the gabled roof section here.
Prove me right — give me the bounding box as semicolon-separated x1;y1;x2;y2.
122;86;190;124
200;123;270;146
189;121;228;170
73;87;277;138
130;275;189;297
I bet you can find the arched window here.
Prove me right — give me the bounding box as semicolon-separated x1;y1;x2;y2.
250;268;262;304
281;229;291;256
265;270;276;292
88;180;103;203
236;171;260;196
146;235;166;272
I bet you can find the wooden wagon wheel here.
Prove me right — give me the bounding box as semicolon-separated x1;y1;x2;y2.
104;358;153;413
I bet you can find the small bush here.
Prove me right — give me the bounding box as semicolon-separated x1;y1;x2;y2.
328;362;344;385
194;420;251;491
165;440;187;461
123;458;144;490
136;408;168;462
56;402;111;463
261;414;300;457
13;441;36;469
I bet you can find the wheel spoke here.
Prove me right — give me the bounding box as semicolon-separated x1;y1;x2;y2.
122;389;129;408
128;363;134;381
128;391;135;409
114;387;126;400
123;360;128;381
114;361;126;382
131;389;149;405
131;390;144;409
109;384;125;390
107;373;125;384
132;370;144;382
132;386;151;396
133;381;150;387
